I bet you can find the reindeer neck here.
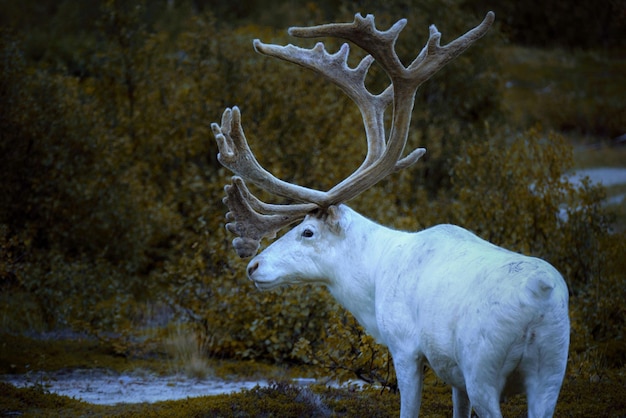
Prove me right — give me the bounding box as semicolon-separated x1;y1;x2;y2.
324;209;410;340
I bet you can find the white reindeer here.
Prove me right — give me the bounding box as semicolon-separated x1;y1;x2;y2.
211;12;569;418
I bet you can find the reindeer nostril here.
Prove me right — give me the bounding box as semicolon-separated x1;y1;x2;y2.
247;261;259;277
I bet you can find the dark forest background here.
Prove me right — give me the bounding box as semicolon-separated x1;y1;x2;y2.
1;0;625;387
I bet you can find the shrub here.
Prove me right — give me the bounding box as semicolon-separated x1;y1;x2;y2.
0;0;623;384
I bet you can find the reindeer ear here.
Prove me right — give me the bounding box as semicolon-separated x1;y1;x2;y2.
325;205;345;235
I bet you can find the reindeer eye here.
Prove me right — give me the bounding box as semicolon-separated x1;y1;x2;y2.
301;228;314;238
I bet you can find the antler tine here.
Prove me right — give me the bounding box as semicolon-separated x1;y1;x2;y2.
212;106;330;257
253;13;434;206
211;106;328;203
253;39;392;174
408;11;495;85
213;13;494;255
287;12;494;205
288;14;408;78
224;177;317;258
290;12;495;89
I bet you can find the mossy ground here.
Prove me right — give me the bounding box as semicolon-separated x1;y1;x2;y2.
2;333;625;417
2;373;626;417
0;333;310;381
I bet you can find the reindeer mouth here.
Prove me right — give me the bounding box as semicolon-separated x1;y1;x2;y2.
252;279;281;291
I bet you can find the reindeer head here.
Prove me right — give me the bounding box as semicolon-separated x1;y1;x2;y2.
211;12;495;259
244;205;350;289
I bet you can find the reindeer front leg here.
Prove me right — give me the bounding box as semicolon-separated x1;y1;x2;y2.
452;386;472;418
393;354;425;418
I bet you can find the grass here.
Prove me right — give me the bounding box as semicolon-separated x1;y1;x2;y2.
0;332;311;383
2;366;626;417
572;143;626;169
0;289;48;335
0;333;163;376
499;45;626;139
162;324;213;379
2;332;626;417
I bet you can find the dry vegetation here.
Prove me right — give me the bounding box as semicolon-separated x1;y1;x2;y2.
1;0;625;415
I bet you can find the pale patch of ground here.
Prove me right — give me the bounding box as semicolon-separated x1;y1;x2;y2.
1;368;269;405
568;167;626;188
568;167;626;205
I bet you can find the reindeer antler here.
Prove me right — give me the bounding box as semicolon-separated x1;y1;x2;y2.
222;177;317;257
212;12;495;257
